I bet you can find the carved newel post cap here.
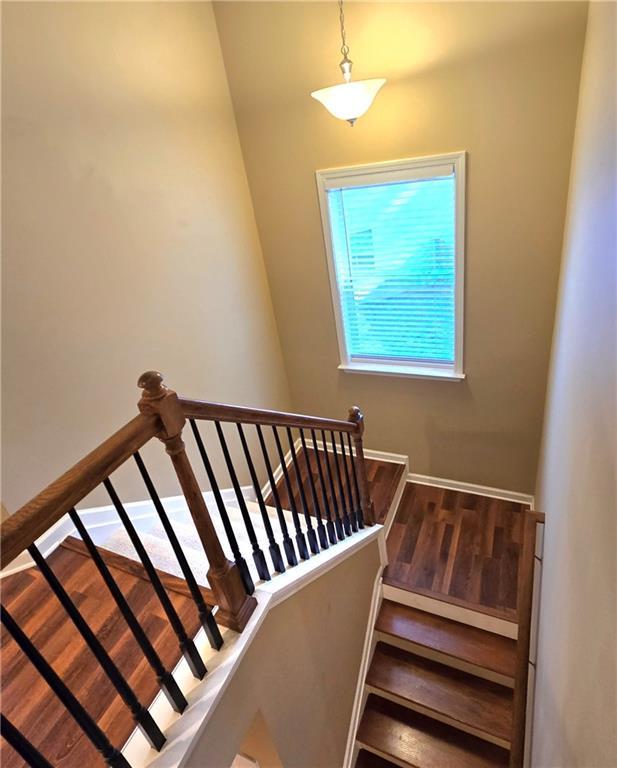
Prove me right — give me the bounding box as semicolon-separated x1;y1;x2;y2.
138;370;167;400
348;405;365;434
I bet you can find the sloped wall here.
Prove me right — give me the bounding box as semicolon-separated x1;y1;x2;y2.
1;1;290;512
533;4;617;765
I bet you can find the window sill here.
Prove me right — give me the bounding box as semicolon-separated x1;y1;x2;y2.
338;362;466;382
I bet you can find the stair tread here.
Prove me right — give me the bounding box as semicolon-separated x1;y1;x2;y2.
358;695;510;768
356;748;399;768
367;643;513;742
376;601;517;679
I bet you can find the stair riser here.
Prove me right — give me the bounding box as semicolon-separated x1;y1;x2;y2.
374;632;514;689
382;585;518;640
364;686;511;750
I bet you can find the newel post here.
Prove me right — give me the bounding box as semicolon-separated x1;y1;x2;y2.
348;406;375;526
137;372;256;632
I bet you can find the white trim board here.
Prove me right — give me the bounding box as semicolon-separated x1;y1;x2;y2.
305;434;407;466
407;473;535;508
259;437;301;501
382;467;409;537
382;583;518;640
343;541;388;768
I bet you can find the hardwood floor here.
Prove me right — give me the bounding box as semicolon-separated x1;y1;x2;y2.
265;446;405;525
375;600;517;680
384;483;529;621
0;543;201;768
366;642;513;743
358;694;510;768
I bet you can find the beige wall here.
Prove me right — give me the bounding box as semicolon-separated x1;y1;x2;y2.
1;2;290;512
532;4;617;766
214;2;587;493
185;538;380;767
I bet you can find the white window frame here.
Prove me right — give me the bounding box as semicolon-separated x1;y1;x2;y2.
316;152;466;382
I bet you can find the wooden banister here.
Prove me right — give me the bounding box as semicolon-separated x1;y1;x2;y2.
2;370;373;631
510;508;543;767
137;372;257;631
348;406;375;526
1;413;161;569
179;397;358;434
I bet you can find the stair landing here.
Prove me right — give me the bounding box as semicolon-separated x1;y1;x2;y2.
266;447;406;526
384;482;529;622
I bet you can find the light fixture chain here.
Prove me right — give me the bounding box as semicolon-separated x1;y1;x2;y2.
338;0;350;58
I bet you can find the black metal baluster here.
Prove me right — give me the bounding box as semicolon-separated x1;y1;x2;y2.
321;429;345;541
299;429;329;550
1;715;53;768
310;428;337;545
189;419;254;595
103;478;207;680
236;424;285;574
339;432;358;532
272;426;309;560
286;428;319;555
1;608;131;768
346;432;364;528
256;425;298;567
27;543;165;751
69;508;188;713
330;431;352;536
133;451;223;651
214;421;271;582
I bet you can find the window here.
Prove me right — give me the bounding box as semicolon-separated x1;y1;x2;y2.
316;153;466;380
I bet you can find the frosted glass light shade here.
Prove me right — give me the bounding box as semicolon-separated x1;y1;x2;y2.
311;78;386;124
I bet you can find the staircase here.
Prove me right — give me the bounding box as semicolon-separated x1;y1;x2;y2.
0;369;542;768
348;486;543;768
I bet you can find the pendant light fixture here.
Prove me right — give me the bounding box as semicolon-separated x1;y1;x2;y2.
311;0;386;126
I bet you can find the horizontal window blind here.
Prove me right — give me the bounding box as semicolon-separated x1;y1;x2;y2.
326;174;457;364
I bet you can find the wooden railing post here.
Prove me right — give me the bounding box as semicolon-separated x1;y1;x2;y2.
137;371;256;632
347;406;375;526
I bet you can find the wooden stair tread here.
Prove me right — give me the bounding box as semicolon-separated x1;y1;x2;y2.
376;600;517;679
356;748;398;768
358;695;510;768
366;643;513;742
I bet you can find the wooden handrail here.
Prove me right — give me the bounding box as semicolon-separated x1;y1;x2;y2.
179;397;358;434
510;508;543;767
1;413;161;569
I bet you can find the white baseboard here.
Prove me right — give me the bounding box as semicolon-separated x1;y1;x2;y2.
407;472;534;508
363;448;408;465
259;438;301;501
304;435;407;467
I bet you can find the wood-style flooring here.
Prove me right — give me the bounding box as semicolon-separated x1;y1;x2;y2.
384;483;529;621
0;543;200;768
265;447;405;525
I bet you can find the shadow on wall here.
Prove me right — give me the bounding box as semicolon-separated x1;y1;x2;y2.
423;416;534;492
233;710;284;768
